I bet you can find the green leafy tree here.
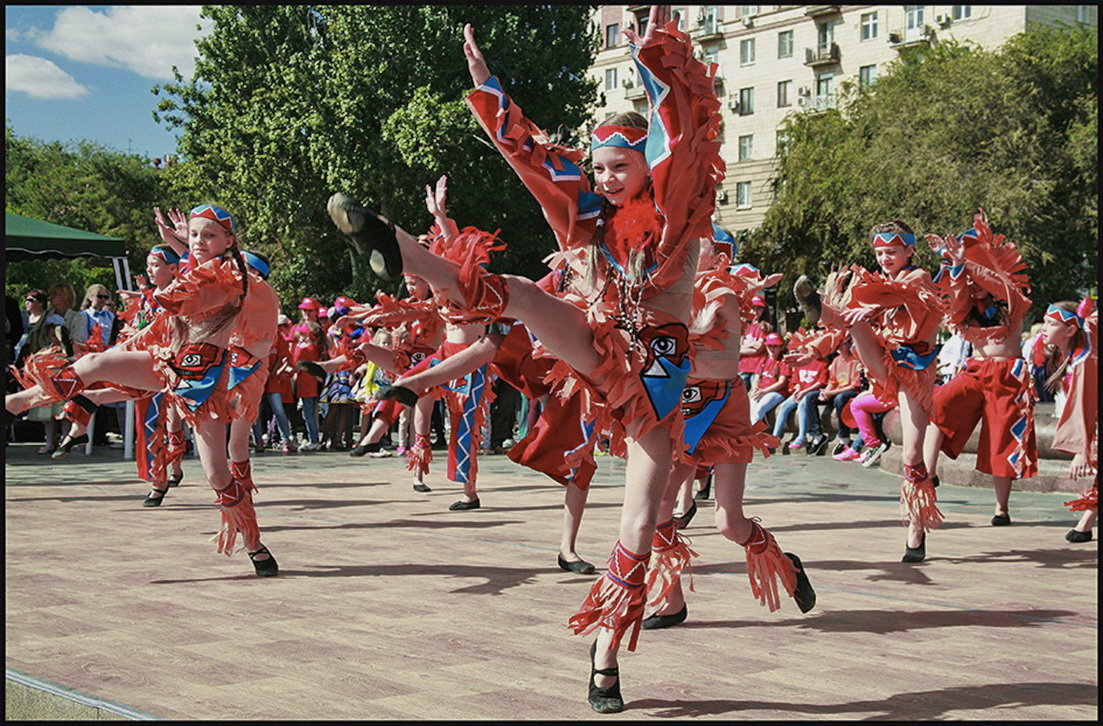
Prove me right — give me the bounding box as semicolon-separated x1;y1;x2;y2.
5;123;170;300
154;5;599;311
748;26;1097;321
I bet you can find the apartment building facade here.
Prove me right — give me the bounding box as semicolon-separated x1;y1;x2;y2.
588;5;1097;235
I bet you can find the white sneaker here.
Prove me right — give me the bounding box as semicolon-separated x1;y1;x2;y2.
861;441;889;468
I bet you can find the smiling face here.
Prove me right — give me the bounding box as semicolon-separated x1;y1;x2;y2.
591;145;649;207
874;244;912;276
188;217;234;264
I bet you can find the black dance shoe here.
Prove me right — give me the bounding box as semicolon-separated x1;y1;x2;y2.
380;385;419;407
167;471;184;487
327;193;404;279
902;533;926;563
51;433;90;459
558;554;596;575
1065;529;1092;543
694;472;712;501
248;546;279;577
297;360;327;381
412;482;432;492
588;641;624;714
784;552;817;613
142;485;169;507
673;501;698;529
990;513;1011;527
448;498;480;511
641;605;688;630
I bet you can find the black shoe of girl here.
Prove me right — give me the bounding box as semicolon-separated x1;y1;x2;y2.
297;360;327;381
808;434;830;456
248;546;279;577
1065;529;1092;543
52;433;90;459
641;605;688;630
588;641;624;714
143;485;169;507
380;385;419;407
902;532;926;563
784;553;817;613
990;513;1011;526
448;498;480;511
327;193;404;279
673;501;697;529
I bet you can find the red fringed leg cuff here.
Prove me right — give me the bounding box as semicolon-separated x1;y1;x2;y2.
646;519;698;610
568;541;650;652
405;433;433;477
21;347;86;403
166;430;186;467
900;462;944;533
230;459;256;494
211;478;261;556
1064;483;1098;513
451;264;509;324
740;520;798;612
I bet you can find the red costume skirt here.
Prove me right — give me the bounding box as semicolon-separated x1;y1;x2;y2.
931;357;1038;480
682;378;779;464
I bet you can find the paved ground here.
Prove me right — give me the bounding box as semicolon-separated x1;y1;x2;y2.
4;440;1097;720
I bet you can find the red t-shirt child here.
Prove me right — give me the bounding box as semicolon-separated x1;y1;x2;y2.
793;358;829;394
738;321;767;374
757;357;792;397
292;341;321;399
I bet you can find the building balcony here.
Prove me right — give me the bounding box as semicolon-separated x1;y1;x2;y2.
804;5;841;19
623;81;646;100
804;42;840;66
888;27;935;48
692;19;724;42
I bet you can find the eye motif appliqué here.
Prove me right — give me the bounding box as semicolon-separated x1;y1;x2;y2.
636;323;691;420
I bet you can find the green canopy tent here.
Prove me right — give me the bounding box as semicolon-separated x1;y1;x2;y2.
5;212;136;457
4;212;133;289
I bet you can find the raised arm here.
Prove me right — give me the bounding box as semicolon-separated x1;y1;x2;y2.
464;23;594;251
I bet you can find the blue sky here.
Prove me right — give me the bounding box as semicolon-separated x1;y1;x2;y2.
5;5;212;160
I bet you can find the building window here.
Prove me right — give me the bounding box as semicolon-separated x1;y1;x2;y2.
738;134;754;161
740;5;758;19
636;13;649;38
740;38;755;66
604;68;618;92
905;5;925;41
777;30;793;58
777;80;792;107
776;130;790;156
860;12;878;40
736;181;752;208
816;73;834;109
859;64;878;90
951;6;971;21
605;23;620;48
738;86;754;115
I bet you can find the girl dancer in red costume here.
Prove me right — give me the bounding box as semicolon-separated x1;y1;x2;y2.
642;236;816;632
5;205;278;577
50;245;189;504
793;220;946;562
328;7;723;711
1040;299;1097;542
923;211;1038;526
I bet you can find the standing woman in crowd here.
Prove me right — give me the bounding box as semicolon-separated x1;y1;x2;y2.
14;289;67;453
79;283;116;351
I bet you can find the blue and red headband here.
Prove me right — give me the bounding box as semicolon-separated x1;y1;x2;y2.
1045;304;1082;328
189;204;237;235
242;250;270;279
148;246;181;265
591;125;647;154
871;232;915;248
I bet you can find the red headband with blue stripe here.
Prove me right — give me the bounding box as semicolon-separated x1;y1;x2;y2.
871;232;915;248
189;204;237;235
591;125;647;154
1045;304;1082;328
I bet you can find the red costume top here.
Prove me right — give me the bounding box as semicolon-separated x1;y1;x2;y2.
1052;307;1098;467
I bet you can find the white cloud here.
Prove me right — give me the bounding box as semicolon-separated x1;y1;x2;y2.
5;54;89;99
31;6;213;81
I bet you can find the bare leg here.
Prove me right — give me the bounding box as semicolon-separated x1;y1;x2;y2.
647;461;695;617
1073;507;1097;533
592;425;676;682
560;481;592;561
6;349;163;414
923;422;944;477
356;415;392;447
227;417;252;463
898;388;931;549
992;476;1012;518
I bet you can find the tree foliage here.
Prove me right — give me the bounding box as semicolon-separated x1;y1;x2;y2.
153;5;599;309
748;26;1097;319
4;123;170;299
